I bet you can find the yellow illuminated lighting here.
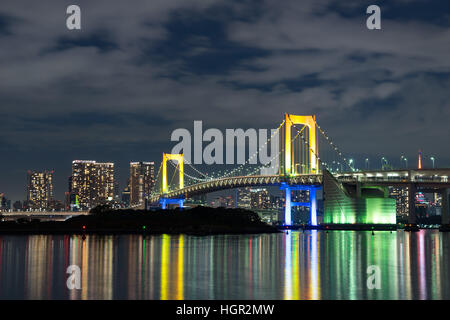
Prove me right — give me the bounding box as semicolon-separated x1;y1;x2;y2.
177;235;184;300
162;153;184;194
310;230;320;300
81;237;88;300
284;114;318;175
292;232;299;299
284;233;292;299
418;150;422;169
160;234;170;300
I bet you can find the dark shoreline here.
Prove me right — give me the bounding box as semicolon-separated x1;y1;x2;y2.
0;206;280;236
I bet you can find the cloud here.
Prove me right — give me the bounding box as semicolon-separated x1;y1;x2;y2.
0;0;449;200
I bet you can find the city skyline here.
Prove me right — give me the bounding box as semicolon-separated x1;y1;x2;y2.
0;148;441;204
1;0;449;202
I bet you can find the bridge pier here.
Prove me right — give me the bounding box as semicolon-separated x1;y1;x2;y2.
160;197;185;210
408;184;417;224
281;183;320;227
441;188;449;225
284;184;291;226
356;181;362;198
310;187;317;226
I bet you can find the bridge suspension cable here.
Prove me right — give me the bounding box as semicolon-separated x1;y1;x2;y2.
168;159;209;183
245;146;283;177
181;118;312;182
168;161;180;188
312;117;354;171
163;123;285;183
289;120;353;173
178;118;307;181
220;119;285;179
150;114;355;198
151;162;163;196
184;161;209;178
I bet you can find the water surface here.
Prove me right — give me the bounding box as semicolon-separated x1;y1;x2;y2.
0;230;448;299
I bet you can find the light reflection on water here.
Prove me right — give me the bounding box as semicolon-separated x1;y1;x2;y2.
0;230;449;299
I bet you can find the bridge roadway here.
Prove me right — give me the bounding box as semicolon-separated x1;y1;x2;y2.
151;168;450;225
1;211;90;218
151;168;450;202
149;174;323;203
336;168;450;187
336;168;450;225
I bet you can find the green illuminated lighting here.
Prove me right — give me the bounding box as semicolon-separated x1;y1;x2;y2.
324;198;396;225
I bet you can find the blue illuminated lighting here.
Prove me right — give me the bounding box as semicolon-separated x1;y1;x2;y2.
281;182;321;227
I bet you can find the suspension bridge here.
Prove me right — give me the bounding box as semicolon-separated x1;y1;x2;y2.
147;114;450;229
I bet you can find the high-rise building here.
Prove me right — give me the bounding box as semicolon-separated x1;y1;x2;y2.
71;160;114;210
13;200;22;211
129;162;155;207
0;193;5;211
186;194;207;206
114;181;120;201
250;188;270;210
211;195;234;208
238;187;252;208
121;186;131;207
64;192;71;211
26;170;53;210
270;195;283;209
390;187;409;217
0;193;11;212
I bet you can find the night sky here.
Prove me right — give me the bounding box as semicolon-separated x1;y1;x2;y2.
1;0;449;202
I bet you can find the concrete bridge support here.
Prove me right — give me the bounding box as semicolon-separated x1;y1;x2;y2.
408;184;417;224
310;187;317;226
356;181;362;198
441;188;449;225
160;198;184;210
281;183;320;227
284;185;292;226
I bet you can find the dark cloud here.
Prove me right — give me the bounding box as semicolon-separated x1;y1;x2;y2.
0;0;449;201
0;13;16;35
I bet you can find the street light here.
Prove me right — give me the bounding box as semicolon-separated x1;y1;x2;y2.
430;156;435;169
349;158;354;170
365;158;369;170
400;155;408;169
381;157;387;170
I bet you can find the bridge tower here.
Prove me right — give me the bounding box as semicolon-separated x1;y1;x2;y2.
282;114;320;227
161;153;185;209
284;114;318;176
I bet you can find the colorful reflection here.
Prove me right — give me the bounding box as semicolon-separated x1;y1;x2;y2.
0;230;448;299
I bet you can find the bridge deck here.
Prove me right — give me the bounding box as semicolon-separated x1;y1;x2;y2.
150;168;450;204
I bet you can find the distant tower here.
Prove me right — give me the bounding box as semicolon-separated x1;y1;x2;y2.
418;149;422;169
